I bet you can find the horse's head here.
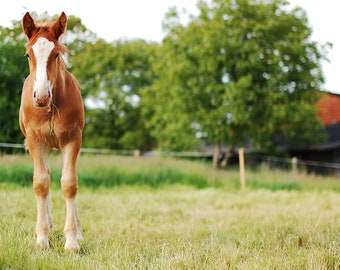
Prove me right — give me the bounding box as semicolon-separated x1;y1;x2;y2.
22;12;67;107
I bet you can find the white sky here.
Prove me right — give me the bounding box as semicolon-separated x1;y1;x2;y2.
0;0;338;94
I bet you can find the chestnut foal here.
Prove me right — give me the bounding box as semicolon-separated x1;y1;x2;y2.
20;12;84;250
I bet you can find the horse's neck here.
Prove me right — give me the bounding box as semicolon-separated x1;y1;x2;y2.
52;68;68;104
54;68;81;105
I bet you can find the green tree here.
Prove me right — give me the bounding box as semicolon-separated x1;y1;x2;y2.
72;39;158;149
146;0;328;167
0;25;27;147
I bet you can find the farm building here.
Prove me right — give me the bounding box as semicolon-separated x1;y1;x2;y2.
167;91;340;174
288;91;340;174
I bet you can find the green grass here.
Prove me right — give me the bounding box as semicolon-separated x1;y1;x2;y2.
1;153;340;192
1;154;340;269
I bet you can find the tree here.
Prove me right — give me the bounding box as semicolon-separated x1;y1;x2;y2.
0;25;27;146
146;0;328;167
71;39;159;149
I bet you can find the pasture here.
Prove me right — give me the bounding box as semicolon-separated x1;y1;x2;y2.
1;154;340;269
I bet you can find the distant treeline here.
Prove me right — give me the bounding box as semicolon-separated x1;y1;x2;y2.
0;0;329;168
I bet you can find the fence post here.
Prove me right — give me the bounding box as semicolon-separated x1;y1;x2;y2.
239;148;246;190
291;156;298;175
134;149;141;157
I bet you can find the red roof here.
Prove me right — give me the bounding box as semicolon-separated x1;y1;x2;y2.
317;92;340;125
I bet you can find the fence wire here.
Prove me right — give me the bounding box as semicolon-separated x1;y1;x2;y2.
1;142;340;175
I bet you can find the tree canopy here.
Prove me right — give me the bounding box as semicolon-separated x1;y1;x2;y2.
0;24;27;144
71;39;159;149
143;0;328;166
0;1;330;164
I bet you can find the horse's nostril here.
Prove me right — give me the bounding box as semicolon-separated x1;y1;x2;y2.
32;90;51;107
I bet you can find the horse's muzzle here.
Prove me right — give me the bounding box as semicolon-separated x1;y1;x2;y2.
33;90;52;107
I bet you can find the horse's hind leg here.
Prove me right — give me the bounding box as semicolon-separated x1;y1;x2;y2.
61;141;83;251
29;144;53;249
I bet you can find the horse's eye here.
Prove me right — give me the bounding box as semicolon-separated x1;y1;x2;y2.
24;53;30;59
55;52;59;59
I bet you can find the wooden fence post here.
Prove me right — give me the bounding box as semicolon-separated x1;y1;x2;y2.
291;156;298;175
239;148;246;190
134;149;141;157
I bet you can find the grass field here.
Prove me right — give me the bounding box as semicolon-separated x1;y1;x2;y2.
1;154;340;269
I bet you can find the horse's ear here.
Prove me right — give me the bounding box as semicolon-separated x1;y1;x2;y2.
22;12;36;39
52;12;67;40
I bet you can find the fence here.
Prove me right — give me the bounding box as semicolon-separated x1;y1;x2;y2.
1;142;340;176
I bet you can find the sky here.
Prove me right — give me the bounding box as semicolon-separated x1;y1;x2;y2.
0;0;338;94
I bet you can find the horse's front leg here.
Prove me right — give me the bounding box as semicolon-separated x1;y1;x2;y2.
61;142;83;251
30;146;53;249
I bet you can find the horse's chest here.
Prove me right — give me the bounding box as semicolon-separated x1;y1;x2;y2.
28;120;60;148
23;107;69;147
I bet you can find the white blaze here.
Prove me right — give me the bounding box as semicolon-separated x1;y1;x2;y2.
32;37;54;99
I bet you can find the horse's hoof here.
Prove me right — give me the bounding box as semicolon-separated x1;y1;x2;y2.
64;239;80;251
36;236;50;249
77;232;84;242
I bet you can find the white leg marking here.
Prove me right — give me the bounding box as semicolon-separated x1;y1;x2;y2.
35;195;51;249
61;144;82;251
64;198;80;250
46;193;53;230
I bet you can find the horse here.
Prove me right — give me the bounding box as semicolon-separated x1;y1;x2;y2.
20;12;85;251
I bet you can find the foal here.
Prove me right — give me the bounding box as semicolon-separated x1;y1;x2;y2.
20;12;84;250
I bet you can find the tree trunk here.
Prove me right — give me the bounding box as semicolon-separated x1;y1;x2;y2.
220;147;234;168
212;141;221;169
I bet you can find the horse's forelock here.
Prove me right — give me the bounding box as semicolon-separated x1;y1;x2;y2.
27;26;68;55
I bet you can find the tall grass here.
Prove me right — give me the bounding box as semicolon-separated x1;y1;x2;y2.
1;154;340;269
1;154;340;192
